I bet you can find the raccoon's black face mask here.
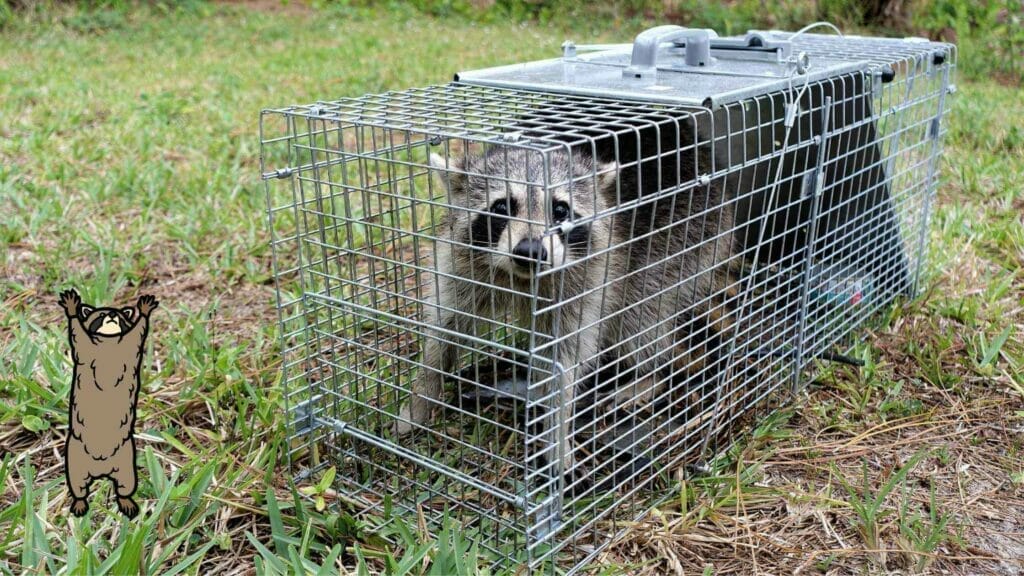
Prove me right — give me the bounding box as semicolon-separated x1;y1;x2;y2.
81;306;135;336
429;149;616;278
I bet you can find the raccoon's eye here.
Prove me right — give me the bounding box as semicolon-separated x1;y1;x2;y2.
489;199;508;215
552;201;571;222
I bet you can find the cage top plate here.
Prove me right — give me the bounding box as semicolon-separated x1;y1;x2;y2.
457;27;882;109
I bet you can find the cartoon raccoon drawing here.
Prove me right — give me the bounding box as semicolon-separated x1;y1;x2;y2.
396;142;738;477
58;289;158;518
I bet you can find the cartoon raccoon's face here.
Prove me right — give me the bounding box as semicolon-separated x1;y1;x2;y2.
430;148;615;279
81;306;135;336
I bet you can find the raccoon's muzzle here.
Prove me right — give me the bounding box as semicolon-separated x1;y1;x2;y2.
88;313;123;335
511;238;547;269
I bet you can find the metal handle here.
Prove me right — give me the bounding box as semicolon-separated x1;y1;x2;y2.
624;25;719;79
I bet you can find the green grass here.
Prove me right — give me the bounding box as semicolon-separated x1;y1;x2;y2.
1;2;1023;575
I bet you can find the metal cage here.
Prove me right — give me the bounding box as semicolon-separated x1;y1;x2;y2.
260;27;955;573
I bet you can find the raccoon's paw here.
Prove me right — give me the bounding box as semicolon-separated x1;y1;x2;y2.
136;295;159;317
393;417;415;436
58;290;81;317
393;396;433;436
117;496;139;519
393;404;419;436
70;498;89;517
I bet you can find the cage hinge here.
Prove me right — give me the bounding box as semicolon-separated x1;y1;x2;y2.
687;461;713;475
929;116;943;141
532;495;562;541
293;468;313;482
263;167;295;180
290;395;324;436
802;171;824;200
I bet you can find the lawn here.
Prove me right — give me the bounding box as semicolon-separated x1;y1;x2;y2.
1;2;1022;574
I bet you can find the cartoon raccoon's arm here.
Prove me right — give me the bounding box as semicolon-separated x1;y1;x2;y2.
121;295;159;347
58;290;95;353
68;316;95;352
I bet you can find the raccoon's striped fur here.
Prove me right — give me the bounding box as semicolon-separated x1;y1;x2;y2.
397;142;740;477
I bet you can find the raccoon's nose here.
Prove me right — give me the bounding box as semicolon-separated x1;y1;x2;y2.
512;238;547;268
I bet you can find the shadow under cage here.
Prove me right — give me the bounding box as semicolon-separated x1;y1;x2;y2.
260;25;955;573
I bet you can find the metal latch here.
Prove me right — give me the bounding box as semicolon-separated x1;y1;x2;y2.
693;31;796;62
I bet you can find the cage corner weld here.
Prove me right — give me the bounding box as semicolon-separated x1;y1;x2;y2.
260;24;955;573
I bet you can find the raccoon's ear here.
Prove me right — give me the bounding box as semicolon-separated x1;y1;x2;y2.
429;152;466;193
121;307;135;321
596;162;619;193
80;305;94;318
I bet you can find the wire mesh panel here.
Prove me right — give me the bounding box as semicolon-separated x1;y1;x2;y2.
260;29;955;573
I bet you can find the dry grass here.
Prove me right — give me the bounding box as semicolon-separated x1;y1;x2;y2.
598;361;1024;574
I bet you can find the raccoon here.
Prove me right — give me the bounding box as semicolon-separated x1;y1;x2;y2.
58;289;158;518
397;142;737;478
